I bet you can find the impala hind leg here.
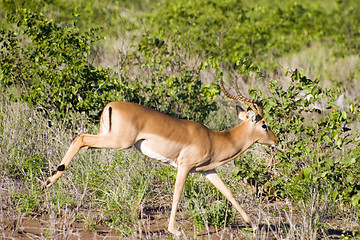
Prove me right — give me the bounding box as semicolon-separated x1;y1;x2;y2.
44;133;128;188
168;166;192;235
202;169;252;225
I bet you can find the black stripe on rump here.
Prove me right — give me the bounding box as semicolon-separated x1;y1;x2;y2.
109;106;112;132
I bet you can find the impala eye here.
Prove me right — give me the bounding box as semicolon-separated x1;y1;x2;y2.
262;124;268;129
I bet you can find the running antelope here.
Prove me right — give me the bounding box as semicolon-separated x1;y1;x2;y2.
44;79;278;235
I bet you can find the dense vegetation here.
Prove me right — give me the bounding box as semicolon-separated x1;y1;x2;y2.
0;0;359;238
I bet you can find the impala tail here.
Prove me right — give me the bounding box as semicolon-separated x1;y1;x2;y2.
99;105;112;135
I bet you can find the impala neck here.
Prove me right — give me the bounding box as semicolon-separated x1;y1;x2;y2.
223;121;256;158
210;121;256;166
196;121;257;171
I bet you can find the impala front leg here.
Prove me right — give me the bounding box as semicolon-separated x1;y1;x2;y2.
203;169;252;225
168;166;192;235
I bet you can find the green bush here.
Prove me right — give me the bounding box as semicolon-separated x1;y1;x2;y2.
0;9;117;120
0;10;220;123
116;36;221;122
145;1;330;67
235;69;360;212
0;0;141;35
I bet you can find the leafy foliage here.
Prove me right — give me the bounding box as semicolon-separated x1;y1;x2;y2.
0;10;220;123
235;69;360;211
0;9;117;120
330;0;360;57
145;1;341;67
0;0;141;35
117;36;220;122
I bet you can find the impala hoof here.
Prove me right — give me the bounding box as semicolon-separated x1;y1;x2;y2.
42;179;51;190
250;221;259;232
168;226;181;236
42;176;56;190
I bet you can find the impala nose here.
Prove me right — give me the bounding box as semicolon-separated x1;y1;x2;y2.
272;137;279;147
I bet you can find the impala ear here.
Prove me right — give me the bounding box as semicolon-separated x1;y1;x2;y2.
246;110;257;123
236;106;247;120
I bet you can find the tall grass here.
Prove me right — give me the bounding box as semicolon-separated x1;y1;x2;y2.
0;96;157;237
280;42;360;98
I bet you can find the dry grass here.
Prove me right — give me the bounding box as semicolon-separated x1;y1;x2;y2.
280;43;360;98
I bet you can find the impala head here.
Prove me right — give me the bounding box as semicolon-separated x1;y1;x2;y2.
220;78;279;146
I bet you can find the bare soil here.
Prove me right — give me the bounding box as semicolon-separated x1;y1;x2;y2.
0;175;358;239
1;204;358;240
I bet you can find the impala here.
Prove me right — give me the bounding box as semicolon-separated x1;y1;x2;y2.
44;79;278;235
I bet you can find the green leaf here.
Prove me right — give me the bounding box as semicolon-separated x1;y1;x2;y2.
341;110;347;120
322;135;332;143
303;167;313;180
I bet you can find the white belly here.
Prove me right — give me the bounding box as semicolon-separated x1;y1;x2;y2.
134;140;178;168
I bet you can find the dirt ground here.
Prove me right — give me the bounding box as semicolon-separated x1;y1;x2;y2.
1;206;358;240
0;178;358;239
1;211;243;239
0;177;358;240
